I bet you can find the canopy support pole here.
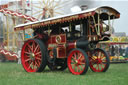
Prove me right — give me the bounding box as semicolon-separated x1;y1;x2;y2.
98;13;100;35
111;16;115;34
92;15;98;35
69;22;72;32
108;15;111;34
48;26;50;36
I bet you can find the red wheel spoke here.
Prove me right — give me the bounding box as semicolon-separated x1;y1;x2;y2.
67;49;89;75
25;58;31;62
37;60;41;66
72;57;76;62
78;53;82;60
71;59;75;63
32;41;36;52
27;44;33;52
25;55;30;58
73;53;77;60
35;57;41;61
95;64;98;69
80;64;84;69
101;62;106;67
78;61;85;65
37;54;42;57
27;47;31;52
35;60;40;67
97;64;100;71
35;51;41;56
34;44;39;53
100;64;104;70
28;62;33;70
78;66;81;72
90;57;96;64
31;43;34;53
72;64;76;70
33;62;37;70
24;51;31;55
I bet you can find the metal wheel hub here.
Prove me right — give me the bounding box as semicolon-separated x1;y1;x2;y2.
74;60;79;66
97;59;102;64
30;53;35;61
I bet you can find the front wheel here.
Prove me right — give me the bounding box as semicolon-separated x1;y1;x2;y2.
89;48;110;72
21;39;47;72
67;48;89;75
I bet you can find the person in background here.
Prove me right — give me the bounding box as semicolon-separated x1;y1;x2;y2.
111;45;115;56
17;49;21;64
125;46;128;58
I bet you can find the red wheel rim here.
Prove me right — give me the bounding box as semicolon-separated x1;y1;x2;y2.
21;40;42;72
89;50;107;72
68;50;86;75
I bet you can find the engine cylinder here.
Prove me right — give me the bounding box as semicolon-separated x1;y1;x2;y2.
76;40;89;48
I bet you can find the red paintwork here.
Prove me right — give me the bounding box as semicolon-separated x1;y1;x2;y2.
21;40;42;72
47;34;67;58
89;49;107;72
67;41;76;52
46;34;77;58
67;50;86;75
57;48;66;58
47;34;66;44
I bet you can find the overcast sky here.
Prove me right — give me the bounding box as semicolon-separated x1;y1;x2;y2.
0;0;128;35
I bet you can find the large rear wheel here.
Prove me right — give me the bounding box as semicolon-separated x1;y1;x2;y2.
21;39;47;72
67;48;89;75
89;48;110;72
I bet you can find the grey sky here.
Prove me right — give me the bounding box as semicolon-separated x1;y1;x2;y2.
0;0;128;35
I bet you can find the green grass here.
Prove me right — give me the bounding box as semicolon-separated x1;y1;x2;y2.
0;63;128;85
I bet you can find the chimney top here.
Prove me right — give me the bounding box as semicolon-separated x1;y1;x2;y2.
80;5;88;10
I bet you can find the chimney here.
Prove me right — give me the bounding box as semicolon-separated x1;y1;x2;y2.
80;5;88;10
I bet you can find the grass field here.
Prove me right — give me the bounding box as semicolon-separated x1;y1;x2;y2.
0;62;128;85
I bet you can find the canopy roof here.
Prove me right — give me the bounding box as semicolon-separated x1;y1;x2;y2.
14;6;120;31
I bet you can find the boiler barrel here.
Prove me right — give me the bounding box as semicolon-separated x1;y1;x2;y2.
76;40;89;48
67;40;89;50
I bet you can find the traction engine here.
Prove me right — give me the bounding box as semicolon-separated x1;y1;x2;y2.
15;6;120;75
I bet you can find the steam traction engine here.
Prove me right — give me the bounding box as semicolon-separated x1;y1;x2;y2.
15;6;120;75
